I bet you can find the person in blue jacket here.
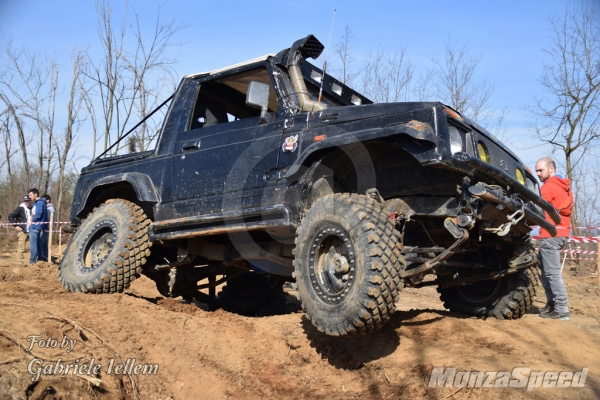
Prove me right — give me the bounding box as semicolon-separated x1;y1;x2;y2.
28;188;49;264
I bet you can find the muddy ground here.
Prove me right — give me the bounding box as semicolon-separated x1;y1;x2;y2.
0;234;599;400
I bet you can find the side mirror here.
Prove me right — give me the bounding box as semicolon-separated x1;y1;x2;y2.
246;81;270;125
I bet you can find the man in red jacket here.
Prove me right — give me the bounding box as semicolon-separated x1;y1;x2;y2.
535;157;572;320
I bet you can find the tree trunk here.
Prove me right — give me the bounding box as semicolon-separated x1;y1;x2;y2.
1;96;30;188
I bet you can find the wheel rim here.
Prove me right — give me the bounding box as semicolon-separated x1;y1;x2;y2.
309;224;357;305
77;221;117;273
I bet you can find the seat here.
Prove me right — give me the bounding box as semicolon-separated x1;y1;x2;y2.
192;92;228;129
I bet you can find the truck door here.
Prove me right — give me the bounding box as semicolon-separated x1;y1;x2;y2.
170;67;283;215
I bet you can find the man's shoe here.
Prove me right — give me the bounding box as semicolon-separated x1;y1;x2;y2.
539;310;570;321
539;303;554;314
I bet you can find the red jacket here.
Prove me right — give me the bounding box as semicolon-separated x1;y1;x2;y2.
540;175;572;238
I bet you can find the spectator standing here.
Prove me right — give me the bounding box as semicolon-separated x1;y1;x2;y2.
28;188;50;264
43;194;55;257
8;196;33;264
43;194;55;216
535;157;573;321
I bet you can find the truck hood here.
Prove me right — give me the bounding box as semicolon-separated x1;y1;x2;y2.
311;102;441;127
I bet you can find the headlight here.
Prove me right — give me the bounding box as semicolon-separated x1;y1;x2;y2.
516;168;525;185
477;141;489;163
448;126;463;154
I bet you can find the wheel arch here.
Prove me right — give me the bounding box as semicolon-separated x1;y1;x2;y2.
283;122;438;180
76;173;158;221
293;137;433;216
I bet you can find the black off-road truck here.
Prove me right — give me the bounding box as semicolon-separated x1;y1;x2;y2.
59;35;560;336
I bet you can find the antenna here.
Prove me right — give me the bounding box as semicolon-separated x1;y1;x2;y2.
318;9;336;103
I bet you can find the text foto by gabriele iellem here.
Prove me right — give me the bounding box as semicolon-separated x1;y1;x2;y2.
25;334;159;382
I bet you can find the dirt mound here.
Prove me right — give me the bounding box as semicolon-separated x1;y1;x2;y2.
0;253;599;399
0;261;57;282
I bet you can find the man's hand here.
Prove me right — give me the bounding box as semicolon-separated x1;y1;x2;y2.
15;226;23;232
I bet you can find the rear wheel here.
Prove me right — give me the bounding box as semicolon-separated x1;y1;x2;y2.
58;199;152;293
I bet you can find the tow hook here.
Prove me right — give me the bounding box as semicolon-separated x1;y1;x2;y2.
486;198;525;237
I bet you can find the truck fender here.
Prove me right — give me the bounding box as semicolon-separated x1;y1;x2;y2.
283;120;436;179
76;172;159;216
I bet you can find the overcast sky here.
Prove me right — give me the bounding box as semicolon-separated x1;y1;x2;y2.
1;0;597;172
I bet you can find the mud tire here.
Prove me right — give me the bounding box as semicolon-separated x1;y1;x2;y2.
437;255;540;319
218;273;287;317
58;199;152;294
294;194;404;336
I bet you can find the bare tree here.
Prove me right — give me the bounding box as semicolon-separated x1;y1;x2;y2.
0;114;14;200
0;92;30;188
42;62;58;194
572;161;600;233
411;68;436;102
0;40;87;221
357;45;416;103
54;51;86;222
328;30;494;117
85;0;128;155
82;85;99;159
0;40;59;191
330;25;359;87
0;1;184;225
530;2;600;230
386;47;415;102
487;106;512;145
126;6;180;151
85;0;182;157
433;38;495;124
358;46;386;102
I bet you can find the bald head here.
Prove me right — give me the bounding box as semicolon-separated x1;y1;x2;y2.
535;157;556;182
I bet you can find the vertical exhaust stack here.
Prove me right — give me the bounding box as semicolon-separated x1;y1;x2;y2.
286;35;327;112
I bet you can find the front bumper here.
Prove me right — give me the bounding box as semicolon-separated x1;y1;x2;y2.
450;152;559;237
468;185;556;237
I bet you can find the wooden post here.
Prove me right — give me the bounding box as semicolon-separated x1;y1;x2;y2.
561;250;567;272
48;212;54;262
59;228;62;257
561;243;574;273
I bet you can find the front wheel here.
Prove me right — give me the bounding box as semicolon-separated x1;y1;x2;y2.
294;194;404;336
58;199;152;293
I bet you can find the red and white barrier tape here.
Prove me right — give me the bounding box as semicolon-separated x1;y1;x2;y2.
561;249;598;255
566;236;600;243
536;247;598;254
0;221;70;227
532;235;600;243
531;225;599;232
536;248;598;261
0;229;65;234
